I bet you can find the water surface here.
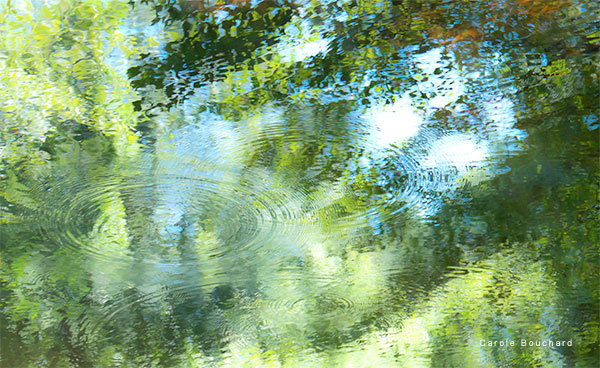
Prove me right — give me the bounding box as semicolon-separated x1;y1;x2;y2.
0;0;598;367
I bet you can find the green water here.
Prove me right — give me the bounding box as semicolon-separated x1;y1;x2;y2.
0;0;598;367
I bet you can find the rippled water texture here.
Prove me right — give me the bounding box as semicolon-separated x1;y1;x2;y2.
1;0;598;367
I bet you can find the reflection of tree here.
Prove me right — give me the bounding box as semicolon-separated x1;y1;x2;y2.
129;0;298;111
0;0;598;367
130;0;596;114
0;0;142;366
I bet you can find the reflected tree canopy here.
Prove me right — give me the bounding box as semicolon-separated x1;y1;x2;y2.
0;0;598;367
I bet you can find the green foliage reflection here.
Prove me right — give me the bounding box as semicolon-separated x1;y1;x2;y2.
0;0;598;367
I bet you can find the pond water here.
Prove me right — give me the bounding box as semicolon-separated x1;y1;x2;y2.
0;0;598;367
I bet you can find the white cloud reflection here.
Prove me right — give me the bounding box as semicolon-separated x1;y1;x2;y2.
367;97;422;146
424;134;489;169
415;48;465;108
